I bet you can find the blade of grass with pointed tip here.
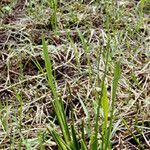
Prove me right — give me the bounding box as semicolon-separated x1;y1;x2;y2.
77;29;92;81
42;34;57;99
42;35;71;144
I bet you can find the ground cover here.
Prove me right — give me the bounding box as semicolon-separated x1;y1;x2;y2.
0;0;150;149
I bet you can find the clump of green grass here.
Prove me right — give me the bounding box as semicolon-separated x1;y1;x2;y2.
42;32;121;149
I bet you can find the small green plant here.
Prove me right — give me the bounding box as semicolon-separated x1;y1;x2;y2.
42;34;121;149
48;0;58;30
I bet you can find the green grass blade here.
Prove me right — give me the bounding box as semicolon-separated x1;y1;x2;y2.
48;0;58;30
71;125;80;150
77;29;88;53
42;34;57;99
38;131;45;150
81;120;85;143
42;35;71;143
80;139;87;150
90;49;110;150
105;62;121;149
101;84;109;149
55;98;71;143
121;117;140;145
89;135;97;150
77;29;92;81
78;95;91;136
101;84;109;128
50;130;68;150
66;32;80;68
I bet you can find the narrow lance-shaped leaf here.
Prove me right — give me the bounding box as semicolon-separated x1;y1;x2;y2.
71;125;80;150
50;130;69;150
105;62;121;149
81;139;87;150
101;84;109;149
90;48;110;150
101;84;109;128
42;34;57;99
42;35;71;144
